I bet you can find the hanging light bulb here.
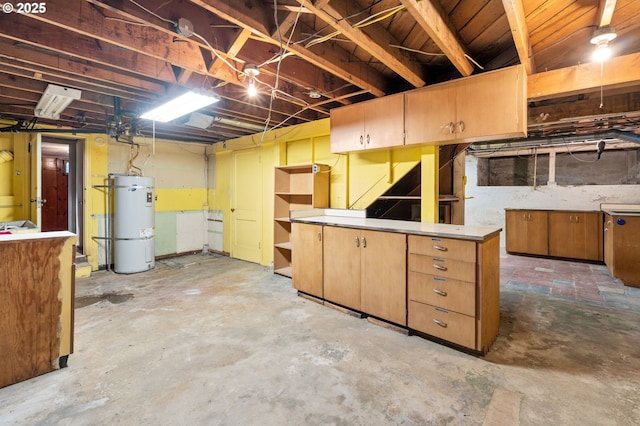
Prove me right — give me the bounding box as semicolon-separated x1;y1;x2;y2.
590;26;616;62
592;41;613;62
248;78;258;97
244;64;260;97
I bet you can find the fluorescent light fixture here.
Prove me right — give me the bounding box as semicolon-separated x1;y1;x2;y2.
185;112;265;133
140;89;220;122
35;84;82;120
185;112;215;129
213;116;264;132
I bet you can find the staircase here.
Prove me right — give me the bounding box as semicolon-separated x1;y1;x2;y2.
75;252;92;279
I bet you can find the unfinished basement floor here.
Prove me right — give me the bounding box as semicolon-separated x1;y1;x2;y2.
1;252;640;425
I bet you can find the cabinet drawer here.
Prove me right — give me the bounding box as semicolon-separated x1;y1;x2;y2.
408;301;476;349
408;272;476;316
408;253;476;282
408;235;476;262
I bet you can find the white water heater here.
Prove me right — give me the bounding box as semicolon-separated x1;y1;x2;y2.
113;175;155;273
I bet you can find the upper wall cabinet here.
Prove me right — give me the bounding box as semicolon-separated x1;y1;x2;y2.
405;65;527;146
330;93;404;153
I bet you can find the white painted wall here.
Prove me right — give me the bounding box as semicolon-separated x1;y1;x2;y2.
464;154;640;247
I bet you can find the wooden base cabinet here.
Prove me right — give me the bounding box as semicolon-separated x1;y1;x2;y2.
1;232;77;388
604;214;640;287
505;209;548;255
506;209;603;262
323;226;407;325
407;234;500;354
291;223;324;298
548;211;603;261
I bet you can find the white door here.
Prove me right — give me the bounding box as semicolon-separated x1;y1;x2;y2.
29;133;43;226
231;148;262;263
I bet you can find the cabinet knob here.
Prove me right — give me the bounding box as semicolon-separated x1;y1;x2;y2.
355;236;360;247
433;318;448;328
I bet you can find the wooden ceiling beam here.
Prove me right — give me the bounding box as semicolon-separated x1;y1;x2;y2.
0;15;177;84
187;0;387;96
502;0;536;74
596;0;617;27
24;0;209;76
528;52;640;101
0;58;151;104
400;0;474;77
297;0;426;88
0;39;164;95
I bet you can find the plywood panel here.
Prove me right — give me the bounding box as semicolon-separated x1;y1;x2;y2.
0;238;64;388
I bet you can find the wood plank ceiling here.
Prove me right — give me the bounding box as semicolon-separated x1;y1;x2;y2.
0;0;639;144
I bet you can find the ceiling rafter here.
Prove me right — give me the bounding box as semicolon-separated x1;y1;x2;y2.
502;0;535;74
187;0;387;97
295;0;426;88
596;0;617;26
400;0;474;77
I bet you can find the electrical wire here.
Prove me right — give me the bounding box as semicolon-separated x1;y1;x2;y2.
304;5;405;48
128;0;176;25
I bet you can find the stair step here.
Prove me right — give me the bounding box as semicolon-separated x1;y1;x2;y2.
76;261;92;279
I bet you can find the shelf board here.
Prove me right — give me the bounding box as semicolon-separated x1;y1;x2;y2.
275;242;292;250
377;195;421;200
274;266;292;277
439;194;460;202
275;192;313;196
274;217;291;223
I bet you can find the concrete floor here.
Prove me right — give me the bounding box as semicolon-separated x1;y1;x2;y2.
1;252;640;425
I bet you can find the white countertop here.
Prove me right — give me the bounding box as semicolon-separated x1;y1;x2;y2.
0;231;77;242
291;210;501;241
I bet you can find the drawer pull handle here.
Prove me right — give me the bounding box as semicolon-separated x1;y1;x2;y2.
355;236;360;247
433;245;448;252
433;288;447;296
433;264;448;271
433;319;448;328
362;236;367;248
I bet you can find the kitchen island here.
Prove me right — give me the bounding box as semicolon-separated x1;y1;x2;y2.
0;231;77;388
290;209;502;354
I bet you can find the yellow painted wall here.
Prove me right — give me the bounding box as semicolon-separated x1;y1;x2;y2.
212;118;432;267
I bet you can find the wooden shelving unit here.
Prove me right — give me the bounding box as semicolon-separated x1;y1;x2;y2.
274;164;329;277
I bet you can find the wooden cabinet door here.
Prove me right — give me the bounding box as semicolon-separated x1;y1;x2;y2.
505;210;548;255
292;223;324;298
549;211;603;261
455;65;526;143
360;230;407;325
330;103;365;153
405;83;456;145
604;214;613;268
611;216;640;287
363;93;405;149
323;226;362;310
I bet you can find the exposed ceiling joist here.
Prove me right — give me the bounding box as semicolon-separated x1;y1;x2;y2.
597;0;618;26
297;0;426;88
188;0;387;97
502;0;535;74
400;0;474;77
